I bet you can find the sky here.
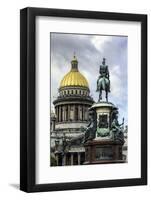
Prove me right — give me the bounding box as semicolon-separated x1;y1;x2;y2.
50;33;128;125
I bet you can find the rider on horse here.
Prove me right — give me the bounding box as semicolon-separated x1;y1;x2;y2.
96;58;110;101
97;58;110;92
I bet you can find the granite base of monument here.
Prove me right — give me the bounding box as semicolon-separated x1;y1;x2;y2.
84;139;125;164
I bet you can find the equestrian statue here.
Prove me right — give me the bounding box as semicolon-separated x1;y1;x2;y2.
96;58;110;102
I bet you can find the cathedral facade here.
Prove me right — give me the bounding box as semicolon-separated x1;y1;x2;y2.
50;56;94;166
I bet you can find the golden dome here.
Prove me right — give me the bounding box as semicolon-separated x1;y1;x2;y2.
60;71;89;88
60;56;89;88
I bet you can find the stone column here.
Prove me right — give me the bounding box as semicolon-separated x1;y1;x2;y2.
74;105;78;121
80;105;83;121
55;107;57;122
73;105;76;121
78;152;81;165
85;106;88;120
78;105;80;120
60;106;62;122
68;105;70;121
62;106;65;121
55;107;57;117
58;106;60;122
59;106;61;122
61;106;63;121
57;106;59;122
64;106;66;121
81;105;83;121
70;105;74;121
65;105;68;121
82;105;84;121
71;153;74;165
56;106;59;122
62;154;66;166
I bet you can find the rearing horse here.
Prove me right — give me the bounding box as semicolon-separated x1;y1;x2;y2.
97;76;110;102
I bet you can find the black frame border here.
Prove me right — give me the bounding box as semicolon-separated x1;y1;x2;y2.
20;7;147;192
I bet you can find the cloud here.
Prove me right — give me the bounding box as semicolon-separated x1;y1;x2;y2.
110;65;122;97
91;35;112;51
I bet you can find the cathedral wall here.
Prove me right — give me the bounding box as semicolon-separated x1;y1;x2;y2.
55;122;88;129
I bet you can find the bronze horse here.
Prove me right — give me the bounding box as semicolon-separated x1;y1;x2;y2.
97;76;110;102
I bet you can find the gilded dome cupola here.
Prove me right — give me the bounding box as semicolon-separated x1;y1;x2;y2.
60;55;89;89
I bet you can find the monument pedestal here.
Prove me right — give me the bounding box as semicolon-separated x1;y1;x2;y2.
83;101;125;164
84;139;125;164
